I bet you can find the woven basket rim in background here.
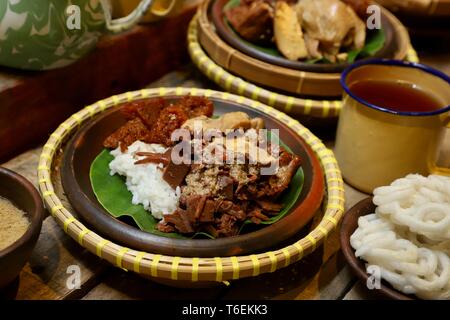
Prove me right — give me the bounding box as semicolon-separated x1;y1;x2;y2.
188;13;419;118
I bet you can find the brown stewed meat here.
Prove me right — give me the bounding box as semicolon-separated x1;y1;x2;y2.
225;0;274;44
103;118;151;151
148;105;189;146
103;96;215;150
159;145;301;237
121;98;166;126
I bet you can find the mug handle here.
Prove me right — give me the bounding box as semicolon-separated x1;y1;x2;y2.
150;0;177;17
101;0;176;34
430;117;450;176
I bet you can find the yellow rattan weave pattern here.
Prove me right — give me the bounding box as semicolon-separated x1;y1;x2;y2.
188;12;419;118
38;87;345;282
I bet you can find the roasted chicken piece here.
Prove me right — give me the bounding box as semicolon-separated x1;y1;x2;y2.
296;0;366;62
225;0;274;44
182;111;265;132
274;1;308;61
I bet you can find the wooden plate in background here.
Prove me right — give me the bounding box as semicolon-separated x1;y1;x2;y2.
212;0;396;74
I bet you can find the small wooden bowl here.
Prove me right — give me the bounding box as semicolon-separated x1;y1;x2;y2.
61;95;325;257
212;0;396;74
340;197;415;300
0;167;44;288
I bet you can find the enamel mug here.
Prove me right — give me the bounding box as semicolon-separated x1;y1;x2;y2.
335;59;450;193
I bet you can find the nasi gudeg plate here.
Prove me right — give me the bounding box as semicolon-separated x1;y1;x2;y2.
61;95;325;257
99;96;302;238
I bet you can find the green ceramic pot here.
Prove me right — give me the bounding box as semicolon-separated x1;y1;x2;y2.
0;0;170;70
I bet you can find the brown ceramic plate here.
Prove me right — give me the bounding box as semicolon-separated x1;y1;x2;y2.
61;96;324;257
0;167;44;288
212;0;396;74
340;197;416;300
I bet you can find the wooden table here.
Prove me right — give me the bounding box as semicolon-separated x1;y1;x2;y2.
1;54;449;301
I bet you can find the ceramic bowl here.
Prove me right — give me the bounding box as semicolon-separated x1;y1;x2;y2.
340;197;415;300
0;167;44;288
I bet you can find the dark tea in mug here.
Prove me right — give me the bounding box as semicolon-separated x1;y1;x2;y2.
349;80;444;113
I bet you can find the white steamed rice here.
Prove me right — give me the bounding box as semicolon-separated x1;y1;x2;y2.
109;141;180;220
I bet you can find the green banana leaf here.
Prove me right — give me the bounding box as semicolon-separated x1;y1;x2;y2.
260;167;304;225
90;149;187;239
347;28;386;63
224;0;385;64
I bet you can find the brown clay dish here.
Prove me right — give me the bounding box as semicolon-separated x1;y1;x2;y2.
340;197;415;300
211;0;396;73
0;167;44;288
61;96;325;257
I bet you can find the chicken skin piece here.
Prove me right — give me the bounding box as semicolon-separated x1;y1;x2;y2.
296;0;366;61
274;1;308;61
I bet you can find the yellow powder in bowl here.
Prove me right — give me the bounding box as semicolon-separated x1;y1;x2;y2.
0;196;30;251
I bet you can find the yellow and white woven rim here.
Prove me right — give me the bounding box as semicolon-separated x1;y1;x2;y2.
188;14;419;118
38;87;345;282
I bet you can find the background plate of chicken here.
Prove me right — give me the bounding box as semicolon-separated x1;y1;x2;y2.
212;0;397;73
60;95;325;257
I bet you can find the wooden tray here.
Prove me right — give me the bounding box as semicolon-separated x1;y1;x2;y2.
197;0;413;98
38;88;345;286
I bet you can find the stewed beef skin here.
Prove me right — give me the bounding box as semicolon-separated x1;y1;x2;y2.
148;105;189;146
177;96;214;118
121;98;166;127
225;0;274;44
103;97;214;150
103;118;152;151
